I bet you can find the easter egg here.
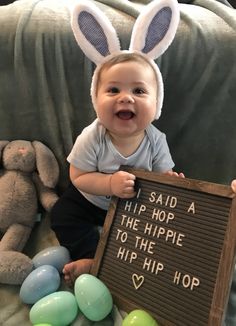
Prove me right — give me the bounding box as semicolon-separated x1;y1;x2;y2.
33;324;52;326
20;265;60;304
74;274;113;321
33;246;71;272
30;291;78;326
122;310;158;326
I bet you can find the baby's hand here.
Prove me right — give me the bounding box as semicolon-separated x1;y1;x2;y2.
110;171;136;198
165;171;185;178
231;180;236;193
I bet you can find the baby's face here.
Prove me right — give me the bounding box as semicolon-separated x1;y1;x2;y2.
96;60;157;138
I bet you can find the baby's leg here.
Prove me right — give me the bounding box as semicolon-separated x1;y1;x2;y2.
50;184;107;286
50;184;104;259
63;259;94;287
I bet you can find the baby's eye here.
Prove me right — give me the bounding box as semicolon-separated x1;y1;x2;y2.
108;87;119;94
133;88;146;94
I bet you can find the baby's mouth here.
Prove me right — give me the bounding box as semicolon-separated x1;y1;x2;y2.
116;110;135;120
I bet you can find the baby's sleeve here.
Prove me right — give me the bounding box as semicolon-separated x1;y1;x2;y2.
67;124;99;172
152;133;175;173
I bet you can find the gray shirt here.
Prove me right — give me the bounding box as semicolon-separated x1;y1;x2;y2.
67;119;174;210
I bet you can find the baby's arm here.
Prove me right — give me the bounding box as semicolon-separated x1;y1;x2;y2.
70;165;136;199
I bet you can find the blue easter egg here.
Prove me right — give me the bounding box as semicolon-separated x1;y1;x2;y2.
33;246;71;272
30;291;78;326
74;274;113;321
20;265;60;304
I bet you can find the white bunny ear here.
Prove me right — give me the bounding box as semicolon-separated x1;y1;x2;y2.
129;0;179;60
71;1;121;65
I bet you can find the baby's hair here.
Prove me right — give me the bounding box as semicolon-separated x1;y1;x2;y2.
96;52;158;93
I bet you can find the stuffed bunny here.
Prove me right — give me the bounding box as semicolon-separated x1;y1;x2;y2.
0;140;59;285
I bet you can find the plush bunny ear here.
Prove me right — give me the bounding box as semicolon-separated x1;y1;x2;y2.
71;1;120;65
32;141;59;188
129;0;179;60
0;141;9;162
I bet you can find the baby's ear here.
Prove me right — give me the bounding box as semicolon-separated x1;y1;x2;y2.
129;0;180;60
71;1;120;65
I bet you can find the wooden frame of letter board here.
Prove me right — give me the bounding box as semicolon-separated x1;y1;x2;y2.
91;169;236;326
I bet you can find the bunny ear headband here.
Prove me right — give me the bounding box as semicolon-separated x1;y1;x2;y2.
71;0;179;120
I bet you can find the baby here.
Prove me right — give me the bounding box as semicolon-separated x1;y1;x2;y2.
51;0;184;286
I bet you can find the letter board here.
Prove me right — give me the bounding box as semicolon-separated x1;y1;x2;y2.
91;170;236;325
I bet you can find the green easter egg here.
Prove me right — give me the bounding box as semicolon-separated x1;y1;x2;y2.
33;324;52;326
30;291;78;326
74;274;113;321
122;310;158;326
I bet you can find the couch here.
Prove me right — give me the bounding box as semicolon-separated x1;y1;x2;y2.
0;0;236;325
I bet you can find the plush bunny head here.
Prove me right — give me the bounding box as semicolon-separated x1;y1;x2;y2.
71;0;180;120
0;140;59;188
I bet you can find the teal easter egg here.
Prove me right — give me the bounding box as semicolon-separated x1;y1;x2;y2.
122;310;158;326
30;291;78;326
33;246;71;272
20;265;60;304
74;274;113;321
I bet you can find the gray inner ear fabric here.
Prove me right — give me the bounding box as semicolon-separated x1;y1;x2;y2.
78;11;110;57
142;7;171;53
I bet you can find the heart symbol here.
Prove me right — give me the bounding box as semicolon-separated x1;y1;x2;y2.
132;273;144;290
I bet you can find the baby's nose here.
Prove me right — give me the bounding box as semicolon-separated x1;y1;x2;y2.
118;93;134;104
